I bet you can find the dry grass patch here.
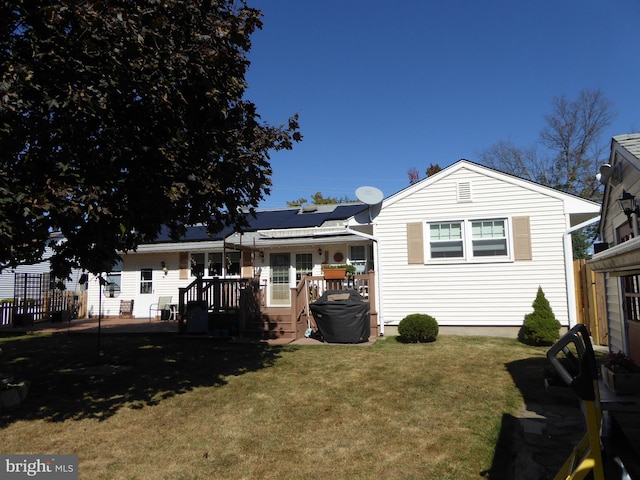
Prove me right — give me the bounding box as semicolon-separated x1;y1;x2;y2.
0;333;548;479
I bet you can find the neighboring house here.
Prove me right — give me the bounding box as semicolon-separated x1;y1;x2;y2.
588;133;640;360
86;160;600;340
0;235;86;325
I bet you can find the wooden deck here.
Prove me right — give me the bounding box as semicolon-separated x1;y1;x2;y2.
177;272;378;341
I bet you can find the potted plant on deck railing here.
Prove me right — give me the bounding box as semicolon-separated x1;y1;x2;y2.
601;351;640;395
322;264;356;279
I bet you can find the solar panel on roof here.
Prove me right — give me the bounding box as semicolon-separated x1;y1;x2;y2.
145;204;369;243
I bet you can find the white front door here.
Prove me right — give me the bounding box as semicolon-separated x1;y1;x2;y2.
135;268;156;317
269;253;291;306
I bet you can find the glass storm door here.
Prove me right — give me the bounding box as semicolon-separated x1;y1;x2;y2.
270;253;291;306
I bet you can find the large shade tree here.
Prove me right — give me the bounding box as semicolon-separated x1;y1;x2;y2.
0;1;301;279
478;89;614;201
478;89;615;259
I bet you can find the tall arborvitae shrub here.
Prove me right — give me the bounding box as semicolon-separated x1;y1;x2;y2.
518;286;561;346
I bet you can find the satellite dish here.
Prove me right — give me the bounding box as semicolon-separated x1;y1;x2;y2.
598;164;613;185
355;186;383;223
355;186;383;205
598;163;621;186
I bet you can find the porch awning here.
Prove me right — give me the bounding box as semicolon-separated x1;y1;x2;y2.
588;236;640;276
224;231;368;250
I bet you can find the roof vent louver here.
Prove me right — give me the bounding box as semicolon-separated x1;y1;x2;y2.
457;182;472;202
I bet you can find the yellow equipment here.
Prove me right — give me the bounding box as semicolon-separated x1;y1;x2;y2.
547;324;605;480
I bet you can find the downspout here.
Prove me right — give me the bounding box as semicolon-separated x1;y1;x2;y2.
563;215;601;328
344;227;384;336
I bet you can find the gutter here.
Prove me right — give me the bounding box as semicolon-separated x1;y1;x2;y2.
563;215;601;328
344;227;384;336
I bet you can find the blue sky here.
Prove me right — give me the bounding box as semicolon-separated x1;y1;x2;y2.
245;1;640;209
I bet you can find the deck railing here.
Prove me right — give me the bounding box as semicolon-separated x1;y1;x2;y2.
177;272;377;340
178;277;255;316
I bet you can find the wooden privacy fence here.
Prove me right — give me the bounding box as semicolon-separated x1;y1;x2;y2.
0;291;87;327
574;259;608;346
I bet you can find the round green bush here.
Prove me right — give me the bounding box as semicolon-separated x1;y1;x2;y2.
398;314;438;343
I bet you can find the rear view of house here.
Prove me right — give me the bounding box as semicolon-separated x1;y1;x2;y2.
83;160;599;342
364;160;600;336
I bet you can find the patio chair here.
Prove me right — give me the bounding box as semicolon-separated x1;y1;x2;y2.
119;300;134;317
149;296;172;321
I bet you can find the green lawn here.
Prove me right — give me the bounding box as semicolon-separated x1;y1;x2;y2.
0;333;551;479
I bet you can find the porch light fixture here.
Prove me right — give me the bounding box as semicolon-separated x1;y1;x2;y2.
161;261;168;275
318;248;323;256
618;191;640;228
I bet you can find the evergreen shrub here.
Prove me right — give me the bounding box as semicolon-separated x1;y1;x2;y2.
398;314;438;343
518;286;561;346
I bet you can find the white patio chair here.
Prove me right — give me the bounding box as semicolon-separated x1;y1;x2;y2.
149;296;172;321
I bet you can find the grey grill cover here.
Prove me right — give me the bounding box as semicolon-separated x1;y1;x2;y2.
310;290;370;343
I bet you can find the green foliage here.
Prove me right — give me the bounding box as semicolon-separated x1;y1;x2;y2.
0;1;301;278
398;314;439;343
286;192;354;207
518;287;561;346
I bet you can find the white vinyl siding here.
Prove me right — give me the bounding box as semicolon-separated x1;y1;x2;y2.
375;163;581;328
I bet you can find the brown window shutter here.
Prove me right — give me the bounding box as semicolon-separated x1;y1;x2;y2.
179;252;189;279
407;222;424;264
513;217;532;261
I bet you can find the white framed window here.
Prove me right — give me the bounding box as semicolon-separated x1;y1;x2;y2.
349;245;367;274
190;251;241;278
208;252;223;276
427;218;510;262
105;259;123;298
295;253;313;282
471;219;507;257
429;222;464;258
190;253;205;277
140;268;153;294
225;251;241;276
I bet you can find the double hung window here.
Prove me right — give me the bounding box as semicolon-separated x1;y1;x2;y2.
428;218;509;261
471;220;507;257
430;222;464;258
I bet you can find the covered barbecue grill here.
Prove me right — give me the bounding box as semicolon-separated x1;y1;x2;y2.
310;290;370;343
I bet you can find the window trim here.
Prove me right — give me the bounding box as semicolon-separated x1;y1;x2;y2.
425;217;513;264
